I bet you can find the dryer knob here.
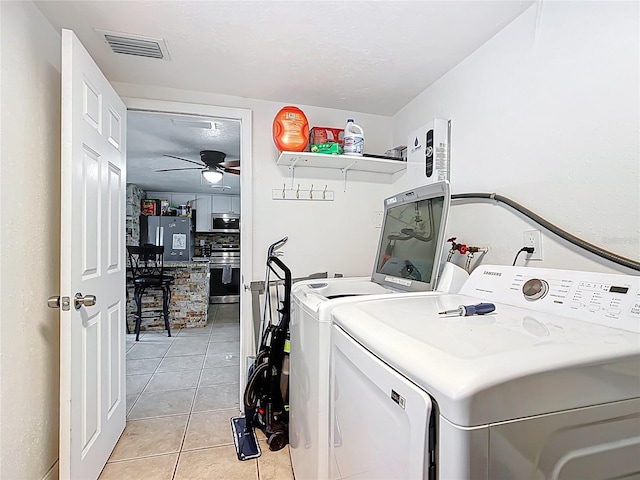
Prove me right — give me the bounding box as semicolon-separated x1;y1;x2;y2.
523;278;549;301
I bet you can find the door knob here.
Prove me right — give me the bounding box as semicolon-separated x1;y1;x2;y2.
74;292;97;310
48;295;71;311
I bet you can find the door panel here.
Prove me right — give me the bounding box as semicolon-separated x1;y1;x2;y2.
107;302;122;415
107;163;122;271
61;29;126;479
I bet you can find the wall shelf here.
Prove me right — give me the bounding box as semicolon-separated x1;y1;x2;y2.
276;151;407;191
277;151;407;174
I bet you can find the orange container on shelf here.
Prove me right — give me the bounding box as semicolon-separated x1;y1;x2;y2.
272;106;309;152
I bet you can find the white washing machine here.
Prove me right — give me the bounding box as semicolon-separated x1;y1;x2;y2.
290;182;467;480
329;264;640;479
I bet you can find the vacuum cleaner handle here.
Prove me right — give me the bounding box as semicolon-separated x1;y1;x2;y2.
267;256;292;306
267;237;288;258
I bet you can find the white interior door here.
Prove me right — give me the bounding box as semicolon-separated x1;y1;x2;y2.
60;29;127;480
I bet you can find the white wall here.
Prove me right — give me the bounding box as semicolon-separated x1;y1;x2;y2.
113;82;395;279
0;2;62;479
393;1;639;274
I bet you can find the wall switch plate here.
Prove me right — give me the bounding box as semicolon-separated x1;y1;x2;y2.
373;211;383;228
523;230;543;260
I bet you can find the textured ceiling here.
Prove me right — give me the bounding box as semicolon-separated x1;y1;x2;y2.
35;0;533;116
127;111;241;195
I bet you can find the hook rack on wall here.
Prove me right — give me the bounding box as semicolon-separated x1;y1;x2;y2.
272;183;335;201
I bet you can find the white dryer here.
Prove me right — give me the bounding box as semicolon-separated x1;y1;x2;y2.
329;264;640;479
290;182;465;480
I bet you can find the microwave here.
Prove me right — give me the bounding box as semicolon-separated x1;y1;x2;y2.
211;213;240;232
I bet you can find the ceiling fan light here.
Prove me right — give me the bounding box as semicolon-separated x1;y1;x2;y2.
202;168;223;183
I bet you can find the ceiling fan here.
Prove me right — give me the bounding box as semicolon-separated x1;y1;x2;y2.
156;150;240;183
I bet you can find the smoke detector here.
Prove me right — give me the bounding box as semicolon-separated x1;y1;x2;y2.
95;29;171;61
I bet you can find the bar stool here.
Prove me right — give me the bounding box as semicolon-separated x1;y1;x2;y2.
127;245;174;341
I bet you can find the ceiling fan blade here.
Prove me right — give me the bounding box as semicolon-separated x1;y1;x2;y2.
155;167;204;172
219;160;240;169
163;154;205;167
222;167;240;175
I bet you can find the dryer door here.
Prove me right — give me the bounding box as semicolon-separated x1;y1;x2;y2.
330;325;434;480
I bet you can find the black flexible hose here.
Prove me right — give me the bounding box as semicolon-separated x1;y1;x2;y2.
451;193;640;272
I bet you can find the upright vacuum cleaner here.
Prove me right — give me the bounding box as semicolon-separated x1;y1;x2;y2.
231;237;292;460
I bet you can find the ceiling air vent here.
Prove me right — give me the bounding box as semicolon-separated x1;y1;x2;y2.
95;29;170;61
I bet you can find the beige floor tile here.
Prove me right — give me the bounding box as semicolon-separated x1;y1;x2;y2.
139;331;175;342
99;453;178;480
144;370;201;393
209;329;240;343
212;322;239;331
127;357;162;375
207;341;240;355
176;326;213;336
128;388;196;420
215;317;240;325
174;446;257;480
165;341;208;357
182;409;237;450
193;384;239;412
156;354;205;372
110;415;189;461
204;352;240;368
199;366;239;387
216;303;240;315
172;335;210;345
257;445;294;480
126;343;170;360
126;374;152;395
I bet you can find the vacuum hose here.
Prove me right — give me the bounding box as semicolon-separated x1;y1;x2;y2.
451;193;640;272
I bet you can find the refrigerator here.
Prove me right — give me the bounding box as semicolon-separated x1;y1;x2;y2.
140;216;194;262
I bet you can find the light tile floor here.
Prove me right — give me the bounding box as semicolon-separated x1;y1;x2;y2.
100;304;294;480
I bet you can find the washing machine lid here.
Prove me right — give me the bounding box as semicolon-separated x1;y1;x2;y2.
292;277;398;317
371;181;451;293
331;266;640;427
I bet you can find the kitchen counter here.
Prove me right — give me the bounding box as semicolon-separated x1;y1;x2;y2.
126;261;210;332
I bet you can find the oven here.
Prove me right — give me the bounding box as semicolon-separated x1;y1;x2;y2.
209;249;240;303
211;213;240;233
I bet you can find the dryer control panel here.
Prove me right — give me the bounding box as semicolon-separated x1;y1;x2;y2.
460;265;640;333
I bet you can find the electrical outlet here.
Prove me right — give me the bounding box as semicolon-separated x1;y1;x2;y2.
523;230;543;260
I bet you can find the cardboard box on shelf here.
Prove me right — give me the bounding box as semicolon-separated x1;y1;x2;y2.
309;127;344;146
141;199;158;216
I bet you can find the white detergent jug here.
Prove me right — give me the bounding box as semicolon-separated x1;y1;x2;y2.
343;119;364;156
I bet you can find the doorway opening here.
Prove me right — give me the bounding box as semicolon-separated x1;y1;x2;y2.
122;98;254;410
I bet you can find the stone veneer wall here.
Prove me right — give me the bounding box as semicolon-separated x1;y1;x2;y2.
127;262;210;331
126;183;145;246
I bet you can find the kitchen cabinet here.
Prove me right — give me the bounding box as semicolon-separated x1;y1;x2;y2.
146;192;197;207
195;195;212;232
231;195;241;214
212;195;240;214
170;193;197;207
146;191;170;201
145;192;238;231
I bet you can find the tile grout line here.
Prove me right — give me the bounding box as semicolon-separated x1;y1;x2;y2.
122;304;242;478
128;309;224;419
172;305;217;480
126;331;177;418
